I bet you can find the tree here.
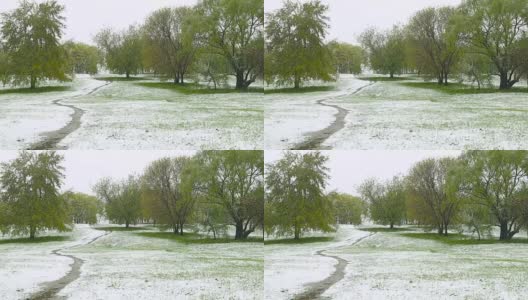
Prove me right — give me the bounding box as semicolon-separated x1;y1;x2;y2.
93;176;142;228
197;52;230;89
460;0;528;89
407;6;463;85
458;52;493;89
265;151;334;239
95;26;143;78
200;150;264;239
63;41;100;75
0;43;12;87
143;7;199;84
407;157;463;235
327;41;364;75
198;0;264;89
63;192;102;225
359;177;407;229
141;156;197;235
460;151;528;240
328;192;365;225
360;26;407;78
0;151;69;239
0;0;68;88
265;0;334;88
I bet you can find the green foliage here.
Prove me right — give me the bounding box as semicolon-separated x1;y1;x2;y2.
401;232;528;245
328;192;365;225
0;236;70;244
93;176;142;228
0;0;69;88
360;177;407;229
0;86;71;95
136;82;263;94
0;151;70;239
136;232;263;244
95;26;143;78
263;85;335;94
264;236;334;245
265;151;335;239
63;191;102;225
400;81;528;94
265;0;334;88
63;41;100;75
360;26;407;78
327;41;364;75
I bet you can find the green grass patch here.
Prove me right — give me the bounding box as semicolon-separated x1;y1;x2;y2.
264;85;336;94
95;76;148;82
360;227;411;233
94;226;151;232
401;232;528;245
0;235;70;244
400;81;528;95
264;236;334;245
359;76;414;82
136;232;263;244
137;82;263;94
0;86;71;95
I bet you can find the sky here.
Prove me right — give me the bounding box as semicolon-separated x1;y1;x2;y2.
265;151;461;196
0;0;198;44
265;0;463;44
0;151;195;195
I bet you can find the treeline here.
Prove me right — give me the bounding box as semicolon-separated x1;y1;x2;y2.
0;0;264;90
0;151;264;240
264;152;365;240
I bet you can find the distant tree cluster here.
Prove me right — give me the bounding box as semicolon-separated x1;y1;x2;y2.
93;151;264;240
359;0;528;89
359;151;528;241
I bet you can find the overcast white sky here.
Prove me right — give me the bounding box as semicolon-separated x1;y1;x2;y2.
265;0;462;44
0;0;198;44
0;151;195;195
265;151;461;196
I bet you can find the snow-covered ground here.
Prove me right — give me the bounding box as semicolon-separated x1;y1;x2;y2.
265;75;528;150
0;225;263;299
265;225;528;300
0;76;263;149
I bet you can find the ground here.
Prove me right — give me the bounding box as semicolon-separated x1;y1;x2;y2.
0;225;263;300
265;225;528;300
0;76;263;150
265;75;528;150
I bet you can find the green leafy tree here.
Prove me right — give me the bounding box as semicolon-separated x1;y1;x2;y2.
0;151;69;239
63;191;102;224
93;176;142;228
460;0;528;89
143;7;199;84
327;41;364;75
95;26;143;78
265;0;334;88
328;192;365;225
360;26;407;78
199;150;264;239
265;151;334;239
360;177;407;229
0;0;68;88
197;0;264;89
63;41;100;75
458;52;493;89
407;6;463;85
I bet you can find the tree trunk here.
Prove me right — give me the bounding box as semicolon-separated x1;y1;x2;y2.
294;223;300;240
126;71;130;79
235;221;243;240
498;221;515;240
173;225;178;234
125;221;129;228
294;75;300;89
235;71;247;90
444;72;448;86
30;75;36;89
180;224;184;235
390;222;394;229
29;225;36;239
390;72;394;79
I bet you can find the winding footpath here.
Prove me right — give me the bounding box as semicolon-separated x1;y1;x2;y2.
27;81;112;150
294;232;376;300
28;230;111;300
292;82;376;150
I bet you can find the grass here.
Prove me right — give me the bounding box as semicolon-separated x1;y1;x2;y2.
360;227;411;233
137;82;263;94
400;81;528;95
95;76;148;82
264;85;336;94
0;85;71;95
264;236;334;245
400;232;528;245
94;226;152;232
0;235;70;244
136;232;264;244
359;76;414;82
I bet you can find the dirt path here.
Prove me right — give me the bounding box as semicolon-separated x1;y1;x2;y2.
28;230;111;300
291;82;375;150
27;81;111;150
293;232;375;300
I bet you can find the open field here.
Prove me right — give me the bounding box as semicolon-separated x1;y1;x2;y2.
0;76;263;150
265;75;528;150
0;225;263;300
265;225;528;300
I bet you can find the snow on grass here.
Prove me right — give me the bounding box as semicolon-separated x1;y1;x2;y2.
264;226;370;300
322;227;528;299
